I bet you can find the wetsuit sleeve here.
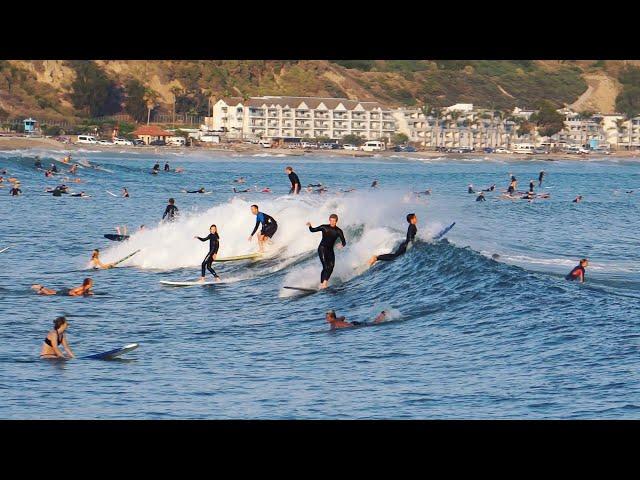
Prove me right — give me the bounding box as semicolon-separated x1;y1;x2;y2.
309;225;323;233
338;228;346;246
162;206;169;219
197;234;210;242
251;218;261;236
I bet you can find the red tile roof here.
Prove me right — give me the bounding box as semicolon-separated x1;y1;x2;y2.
132;125;172;136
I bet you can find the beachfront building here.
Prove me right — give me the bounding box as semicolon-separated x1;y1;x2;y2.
616;116;640;150
206;96;396;142
132;125;172;145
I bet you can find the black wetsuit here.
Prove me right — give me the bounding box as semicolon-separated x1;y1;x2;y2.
288;171;301;194
476;194;486;202
376;223;417;262
539;171;545;186
529;181;535;193
51;165;58;173
164;163;170;171
187;189;205;193
566;265;585;282
251;212;278;238
309;224;346;282
153;163;160;171
483;185;495;192
468;186;475;194
198;233;220;278
162;204;178;221
35;160;42;169
10;187;21;196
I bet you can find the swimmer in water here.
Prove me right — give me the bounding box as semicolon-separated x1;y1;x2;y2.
164;162;170;172
368;213;417;266
233;187;251;193
153;163;160;172
51;163;58;173
186;187;206;193
90;249;114;269
325;309;388;330
573;195;583;203
122;187;130;198
32;278;94;296
566;258;588;283
9;185;22;196
538;170;545;187
371;180;379;188
482;184;496;192
40;316;74;359
195;224;221;282
307;214;346;289
34;157;42;169
468;184;475;194
233;177;246;184
69;164;78;175
476;191;486;201
248;204;278;253
45;170;53;178
285;166;301;195
529;180;535;193
162;198;178;221
260;187;272;193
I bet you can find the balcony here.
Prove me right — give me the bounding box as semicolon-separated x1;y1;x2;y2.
314;112;330;119
295;111;310;118
314;122;330;128
333;114;348;120
295;122;311;128
268;110;278;117
251;121;265;127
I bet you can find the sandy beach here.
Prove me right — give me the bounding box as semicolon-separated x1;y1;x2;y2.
1;135;638;161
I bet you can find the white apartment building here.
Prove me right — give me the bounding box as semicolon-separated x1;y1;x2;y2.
206;96;396;141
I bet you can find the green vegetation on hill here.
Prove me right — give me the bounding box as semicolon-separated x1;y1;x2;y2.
616;65;640;118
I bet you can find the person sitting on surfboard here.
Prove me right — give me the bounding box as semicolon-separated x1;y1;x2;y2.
32;277;94;296
195;224;221;282
307;213;346;289
476;191;486;202
90;249;114;269
162;198;178;222
248;205;278;253
40;316;74;359
368;213;417;266
566;258;588;283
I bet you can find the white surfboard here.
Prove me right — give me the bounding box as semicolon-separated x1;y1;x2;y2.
84;343;139;360
0;246;10;254
214;253;262;262
160;280;220;286
106;190;118;197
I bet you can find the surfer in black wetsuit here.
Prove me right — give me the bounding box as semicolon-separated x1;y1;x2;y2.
122;187;130;198
9;185;22;196
573;195;583;203
248;204;277;253
476;192;486;201
164;162;170;172
529;180;535;193
368;213;417;266
482;184;496;192
162;198;178;221
233;187;251;193
371;180;379;188
34;157;42;169
307;213;346;289
468;184;475;194
186;187;206;193
195;224;221;282
153;163;160;172
40;316;74;359
285;166;301;194
538;170;545;187
566;258;588;283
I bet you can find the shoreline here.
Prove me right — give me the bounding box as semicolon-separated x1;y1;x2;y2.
1;135;639;162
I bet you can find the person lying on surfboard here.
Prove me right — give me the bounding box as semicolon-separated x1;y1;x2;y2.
326;309;388;330
195;224;221;282
40;316;74;359
368;213;418;266
90;249;114;269
31;277;94;296
249;205;278;253
307;213;346;289
186;187;206;193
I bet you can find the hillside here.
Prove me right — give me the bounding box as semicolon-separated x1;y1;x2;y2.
0;60;636;122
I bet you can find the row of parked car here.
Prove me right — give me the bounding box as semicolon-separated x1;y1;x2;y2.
75;135;187;147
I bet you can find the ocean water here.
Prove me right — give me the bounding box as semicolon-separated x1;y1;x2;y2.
1;149;639;419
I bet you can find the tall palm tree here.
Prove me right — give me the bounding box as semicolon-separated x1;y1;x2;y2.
144;88;159;126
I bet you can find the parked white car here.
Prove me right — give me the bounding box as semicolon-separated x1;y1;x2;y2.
258;139;272;148
361;140;385;152
166;136;186;147
494;147;511;154
342;144;359;151
76;135;98;144
97;140;114;146
113;137;133;146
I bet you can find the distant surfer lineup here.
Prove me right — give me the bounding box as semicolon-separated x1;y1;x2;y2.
1;154;594;359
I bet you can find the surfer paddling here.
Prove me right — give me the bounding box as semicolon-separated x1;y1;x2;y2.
326;309;388;330
31;278;94;296
90;249;114;269
248;205;278;253
566;258;588;283
195;224;221;282
368;213;417;266
40;316;74;359
307;213;346;289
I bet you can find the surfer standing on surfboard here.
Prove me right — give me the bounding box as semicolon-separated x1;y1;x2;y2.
195;224;221;282
368;213;418;266
248;205;278;253
40;316;74;359
307;213;346;289
285;166;301;194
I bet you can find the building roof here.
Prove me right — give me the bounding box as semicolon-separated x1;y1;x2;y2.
217;97;244;106
245;96;387;111
132;125;172;136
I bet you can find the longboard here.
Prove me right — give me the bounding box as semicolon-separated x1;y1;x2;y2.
433;222;455;241
283;286;320;293
214;253;262;262
110;249;141;267
104;234;130;242
0;246;9;254
106;190;118;197
160;280;220;286
84;343;139;360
